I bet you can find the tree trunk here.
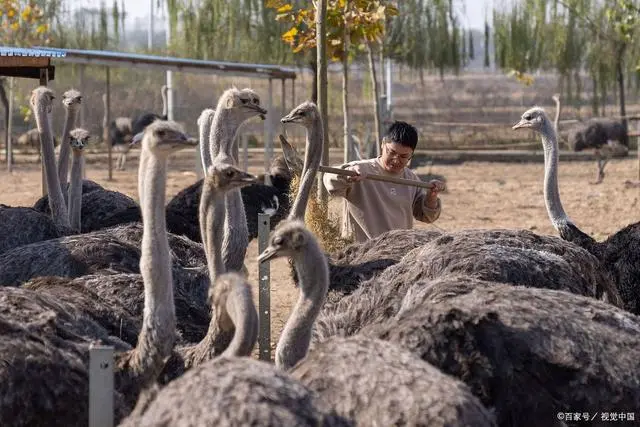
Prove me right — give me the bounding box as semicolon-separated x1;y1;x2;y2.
342;14;351;164
367;41;383;154
316;0;329;204
615;54;627;131
309;54;318;104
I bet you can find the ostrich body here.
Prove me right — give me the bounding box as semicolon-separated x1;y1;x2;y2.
312;228;622;346
290;336;496;427
131;85;168;135
68;128;90;232
207;88;267;273
358;275;640;427
567;117;629;184
0;120;193;426
514;107;640;314
57;89;82;186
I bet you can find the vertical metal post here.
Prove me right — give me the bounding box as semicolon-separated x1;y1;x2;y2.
39;67;49;196
79;65;86;127
105;68;112;181
265;78;274;173
89;345;114;427
257;213;271;362
6;77;13;172
165;1;174;121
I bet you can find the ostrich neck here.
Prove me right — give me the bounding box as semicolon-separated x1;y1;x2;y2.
553;100;561;134
220;285;258;358
161;88;168;118
57;107;79;186
199;183;226;281
68;150;84;232
134;152;176;378
34;104;70;229
199;117;213;172
209;109;242;162
275;241;329;370
289;120;323;221
138;150;148;207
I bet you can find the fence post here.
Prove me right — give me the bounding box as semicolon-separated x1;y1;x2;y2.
89;345;114;427
257;213;271;361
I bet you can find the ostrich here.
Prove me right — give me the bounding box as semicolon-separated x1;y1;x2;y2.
67;128;90;232
513;106;640;314
56;89;82;187
257;221;497;427
120;274;348;427
358;275;640;427
566;114;629;184
0;120;194;426
131;85;168;135
0;87;74;255
311;226;622;346
207;87;267;273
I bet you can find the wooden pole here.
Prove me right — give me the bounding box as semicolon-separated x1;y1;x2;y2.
6;77;13;173
316;0;329;204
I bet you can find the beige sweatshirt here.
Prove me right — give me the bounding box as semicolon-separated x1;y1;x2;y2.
323;158;442;242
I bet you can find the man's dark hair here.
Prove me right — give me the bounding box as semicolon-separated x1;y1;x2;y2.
383;121;418;150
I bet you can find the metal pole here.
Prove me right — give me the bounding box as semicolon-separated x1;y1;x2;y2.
165;2;173;121
264;78;274;183
79;65;86;127
6;77;13;173
385;58;392;117
105;68;112;181
148;0;154;50
40;67;49;196
89;345;114;427
257;213;271;362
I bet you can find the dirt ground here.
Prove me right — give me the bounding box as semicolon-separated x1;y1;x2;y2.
1;150;638;354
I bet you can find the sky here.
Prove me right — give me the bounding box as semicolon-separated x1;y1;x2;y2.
97;0;494;32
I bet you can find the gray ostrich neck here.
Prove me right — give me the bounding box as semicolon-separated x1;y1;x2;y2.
541;123;595;245
134;152;176;377
162;88;168;117
34;103;70;229
220;286;258;357
289;120;323;221
199;117;213;172
68;150;84;232
276;241;329;370
57;106;79;186
199;183;226;281
209;108;242;162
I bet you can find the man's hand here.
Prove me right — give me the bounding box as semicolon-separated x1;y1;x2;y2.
338;169;367;183
425;179;445;210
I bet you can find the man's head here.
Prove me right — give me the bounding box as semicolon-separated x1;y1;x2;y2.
379;121;418;173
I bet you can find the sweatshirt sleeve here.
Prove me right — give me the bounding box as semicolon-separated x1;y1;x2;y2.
412;187;442;223
322;163;355;199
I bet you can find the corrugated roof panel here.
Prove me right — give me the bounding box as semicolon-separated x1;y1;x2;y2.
0;46;66;58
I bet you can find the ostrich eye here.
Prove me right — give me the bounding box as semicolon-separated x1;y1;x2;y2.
273;236;283;245
241;98;249;104
225;170;234;177
252;98;259;104
524;115;532;121
157;130;166;137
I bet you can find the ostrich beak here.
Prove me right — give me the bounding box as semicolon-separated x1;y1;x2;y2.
131;132;144;146
280;114;296;124
236;171;259;184
512;119;529;130
257;245;280;263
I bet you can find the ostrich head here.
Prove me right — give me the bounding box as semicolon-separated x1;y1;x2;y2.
69;128;90;151
204;162;259;192
280;101;320;128
257;219;311;262
62;89;82;109
30;86;55;114
139;120;197;154
512;107;550;133
219;87;267;121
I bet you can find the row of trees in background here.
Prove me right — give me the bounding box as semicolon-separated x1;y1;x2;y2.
2;1;640;136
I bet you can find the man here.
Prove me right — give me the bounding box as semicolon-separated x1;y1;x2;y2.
323;120;444;243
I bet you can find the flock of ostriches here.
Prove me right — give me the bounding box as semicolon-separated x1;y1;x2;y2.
0;85;638;427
